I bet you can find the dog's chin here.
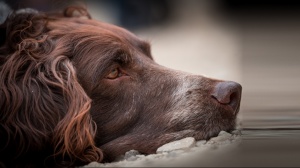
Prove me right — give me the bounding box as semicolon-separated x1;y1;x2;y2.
100;122;236;162
168;122;236;142
188;118;237;141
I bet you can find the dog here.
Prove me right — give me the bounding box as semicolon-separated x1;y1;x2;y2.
0;6;242;167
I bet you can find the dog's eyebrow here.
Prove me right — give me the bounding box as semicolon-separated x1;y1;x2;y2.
138;41;152;59
112;49;132;64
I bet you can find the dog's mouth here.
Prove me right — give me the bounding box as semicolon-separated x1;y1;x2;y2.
169;110;238;142
194;104;240;140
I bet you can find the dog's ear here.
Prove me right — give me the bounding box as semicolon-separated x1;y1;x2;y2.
50;58;103;166
0;7;102;166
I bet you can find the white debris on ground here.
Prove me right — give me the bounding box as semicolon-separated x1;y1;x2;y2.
156;137;196;153
82;130;242;167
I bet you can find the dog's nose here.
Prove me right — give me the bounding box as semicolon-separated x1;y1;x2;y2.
211;81;242;113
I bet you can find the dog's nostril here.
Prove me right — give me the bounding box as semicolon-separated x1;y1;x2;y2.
211;81;242;112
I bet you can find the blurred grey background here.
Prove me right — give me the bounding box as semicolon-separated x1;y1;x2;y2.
2;0;300;166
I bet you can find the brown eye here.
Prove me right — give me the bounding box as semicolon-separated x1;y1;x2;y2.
106;68;119;79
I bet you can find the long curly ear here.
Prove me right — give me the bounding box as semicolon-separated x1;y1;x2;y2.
0;9;102;166
51;58;103;165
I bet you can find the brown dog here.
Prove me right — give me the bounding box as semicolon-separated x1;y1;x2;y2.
0;6;242;167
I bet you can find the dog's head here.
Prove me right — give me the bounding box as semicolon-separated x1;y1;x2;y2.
0;6;241;166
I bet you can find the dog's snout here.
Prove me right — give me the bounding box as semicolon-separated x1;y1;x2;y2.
211;81;242;113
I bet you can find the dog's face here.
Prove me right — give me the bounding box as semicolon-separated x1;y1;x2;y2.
53;13;241;161
0;7;241;166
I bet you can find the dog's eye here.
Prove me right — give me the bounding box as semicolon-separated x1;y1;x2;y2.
106;68;120;79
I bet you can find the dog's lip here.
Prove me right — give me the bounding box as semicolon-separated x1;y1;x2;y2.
211;97;241;116
234;103;241;115
211;98;234;112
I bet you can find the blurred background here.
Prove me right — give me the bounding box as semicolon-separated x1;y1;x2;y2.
1;0;300;166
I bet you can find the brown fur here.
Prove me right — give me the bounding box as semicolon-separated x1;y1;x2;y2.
0;6;241;167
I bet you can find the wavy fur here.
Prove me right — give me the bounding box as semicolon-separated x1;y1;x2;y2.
0;7;102;167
